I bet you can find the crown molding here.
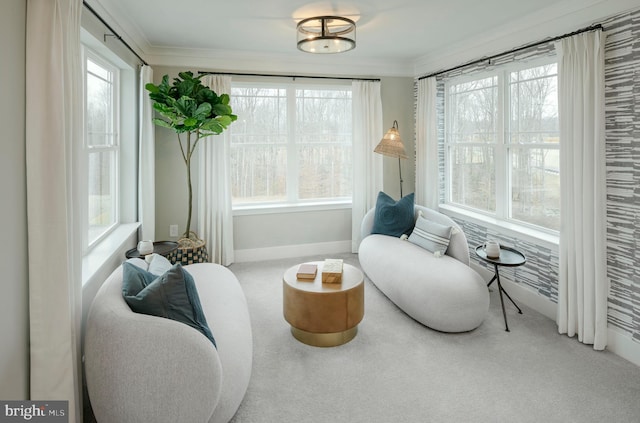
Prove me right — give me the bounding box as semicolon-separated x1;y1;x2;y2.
89;0;638;79
87;0;414;77
84;0;151;59
413;0;640;77
145;46;415;77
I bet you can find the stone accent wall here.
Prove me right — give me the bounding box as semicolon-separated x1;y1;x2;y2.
415;6;640;343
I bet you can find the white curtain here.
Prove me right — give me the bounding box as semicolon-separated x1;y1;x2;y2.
25;0;83;419
139;65;156;241
352;80;384;252
198;74;235;265
556;30;608;350
416;77;439;209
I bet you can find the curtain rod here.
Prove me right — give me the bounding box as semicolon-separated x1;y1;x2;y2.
418;23;603;81
198;71;380;82
82;1;148;66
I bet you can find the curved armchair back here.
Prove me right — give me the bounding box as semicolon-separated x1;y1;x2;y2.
84;262;223;423
360;205;470;266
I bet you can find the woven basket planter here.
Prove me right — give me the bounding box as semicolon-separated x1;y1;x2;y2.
167;233;209;265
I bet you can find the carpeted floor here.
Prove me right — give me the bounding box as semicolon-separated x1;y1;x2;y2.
227;253;640;423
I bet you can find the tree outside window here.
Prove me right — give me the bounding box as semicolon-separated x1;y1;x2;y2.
445;62;559;231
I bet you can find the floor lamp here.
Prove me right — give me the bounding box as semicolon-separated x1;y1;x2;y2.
374;120;408;197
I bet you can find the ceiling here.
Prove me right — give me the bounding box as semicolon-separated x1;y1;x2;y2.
90;0;637;77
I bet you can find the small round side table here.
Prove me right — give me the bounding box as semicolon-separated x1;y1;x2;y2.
283;261;364;347
475;244;526;332
125;241;178;259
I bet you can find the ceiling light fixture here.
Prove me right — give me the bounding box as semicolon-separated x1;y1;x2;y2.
297;16;356;54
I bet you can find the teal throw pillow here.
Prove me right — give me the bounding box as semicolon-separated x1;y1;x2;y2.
408;212;452;255
123;260;156;295
122;262;216;348
371;191;415;237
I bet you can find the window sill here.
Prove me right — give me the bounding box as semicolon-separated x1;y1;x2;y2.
438;204;559;251
233;201;352;216
82;222;140;286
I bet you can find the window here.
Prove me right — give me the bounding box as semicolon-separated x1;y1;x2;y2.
230;82;352;207
83;50;120;248
445;61;559;232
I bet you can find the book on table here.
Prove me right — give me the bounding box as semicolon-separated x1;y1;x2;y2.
296;263;318;280
322;259;343;284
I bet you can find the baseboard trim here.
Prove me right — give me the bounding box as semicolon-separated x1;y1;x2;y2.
606;327;640;367
234;240;351;263
470;263;640;368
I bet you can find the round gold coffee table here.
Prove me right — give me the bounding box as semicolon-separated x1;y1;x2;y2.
283;261;364;347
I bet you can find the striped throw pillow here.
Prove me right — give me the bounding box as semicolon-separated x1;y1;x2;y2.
408;212;452;255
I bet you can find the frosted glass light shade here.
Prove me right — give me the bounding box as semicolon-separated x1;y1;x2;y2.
297;16;356;54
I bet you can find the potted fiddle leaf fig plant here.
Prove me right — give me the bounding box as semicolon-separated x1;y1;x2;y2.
146;71;237;263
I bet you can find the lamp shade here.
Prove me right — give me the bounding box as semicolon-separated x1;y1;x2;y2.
374;120;407;159
297;16;356;54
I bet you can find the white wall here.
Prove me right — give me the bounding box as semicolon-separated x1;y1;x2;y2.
232;208;352;261
380;77;415;200
151;66;192;242
151;69;415;258
0;0;29;399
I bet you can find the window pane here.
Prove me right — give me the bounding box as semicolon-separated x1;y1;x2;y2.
86;60;114;147
230;86;288;204
231;87;286;141
231;145;287;203
445;62;560;233
296;88;352;139
449;145;495;212
509;63;559;231
510;64;558;141
230;83;352;205
448;76;498;143
510;147;560;230
296;88;352;200
85;52;118;250
298;145;352;200
87;59;111;81
88;151;116;244
510;132;559;144
510;63;557;83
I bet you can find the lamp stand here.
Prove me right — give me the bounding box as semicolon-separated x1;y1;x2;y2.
398;157;403;198
374;119;407;199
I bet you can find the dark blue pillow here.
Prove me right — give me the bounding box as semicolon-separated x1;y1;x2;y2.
122;262;216;348
371;192;415;237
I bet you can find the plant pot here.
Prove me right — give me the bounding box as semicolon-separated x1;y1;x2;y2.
167;232;209;265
